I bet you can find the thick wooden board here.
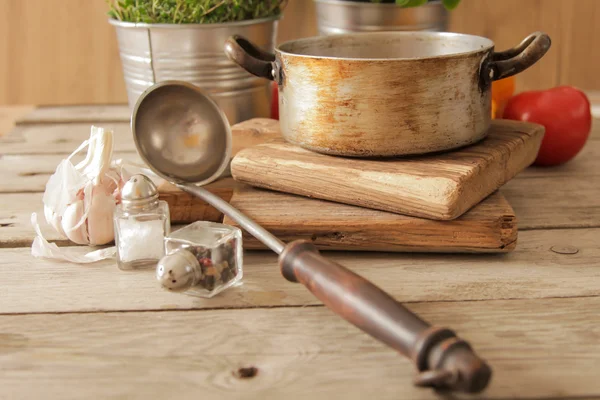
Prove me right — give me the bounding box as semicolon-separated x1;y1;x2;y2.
232;120;545;220
1;228;599;314
223;187;517;253
1;297;600;400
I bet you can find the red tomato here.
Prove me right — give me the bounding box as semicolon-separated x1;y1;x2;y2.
270;81;279;120
502;86;592;166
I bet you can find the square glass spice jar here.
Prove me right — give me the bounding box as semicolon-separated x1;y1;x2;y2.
157;221;243;298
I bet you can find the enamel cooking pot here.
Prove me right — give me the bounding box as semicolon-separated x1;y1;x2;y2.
225;31;550;157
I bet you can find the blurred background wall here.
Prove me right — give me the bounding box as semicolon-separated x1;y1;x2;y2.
0;0;598;105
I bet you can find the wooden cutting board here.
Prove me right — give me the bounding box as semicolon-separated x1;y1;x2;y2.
231;119;544;220
222;186;517;253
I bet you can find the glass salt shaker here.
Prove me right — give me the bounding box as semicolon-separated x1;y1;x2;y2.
156;221;243;298
114;174;170;270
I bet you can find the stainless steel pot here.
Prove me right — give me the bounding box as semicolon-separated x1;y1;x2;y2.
109;17;278;124
225;31;551;157
314;0;449;35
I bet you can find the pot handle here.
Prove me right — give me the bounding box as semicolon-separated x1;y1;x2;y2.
483;32;551;84
225;35;277;81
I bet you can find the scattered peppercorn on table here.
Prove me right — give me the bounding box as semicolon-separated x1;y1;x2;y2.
1;103;600;400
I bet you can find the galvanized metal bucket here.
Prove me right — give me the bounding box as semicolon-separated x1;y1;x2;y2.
314;0;448;35
109;17;279;124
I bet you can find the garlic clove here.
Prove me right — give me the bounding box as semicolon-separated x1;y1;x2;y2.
61;200;89;245
86;188;116;245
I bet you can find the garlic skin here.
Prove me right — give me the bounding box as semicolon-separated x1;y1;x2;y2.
42;126;120;246
44;205;65;237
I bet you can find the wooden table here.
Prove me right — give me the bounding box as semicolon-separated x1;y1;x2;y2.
1;104;599;400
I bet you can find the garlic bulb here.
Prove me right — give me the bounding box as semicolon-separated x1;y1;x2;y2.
42;126;120;246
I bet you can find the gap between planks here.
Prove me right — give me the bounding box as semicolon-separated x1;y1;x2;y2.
2;293;599;318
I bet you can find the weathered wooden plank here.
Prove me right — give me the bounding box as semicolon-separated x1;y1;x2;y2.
0;152;143;193
0;297;599;399
503;175;600;230
16;104;130;124
224;188;518;253
0;123;135;154
232;120;545;220
517;138;600;178
0;228;598;314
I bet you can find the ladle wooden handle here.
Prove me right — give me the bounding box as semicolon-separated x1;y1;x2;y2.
279;240;492;394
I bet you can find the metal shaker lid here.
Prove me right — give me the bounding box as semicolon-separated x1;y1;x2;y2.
121;174;159;209
156;249;203;292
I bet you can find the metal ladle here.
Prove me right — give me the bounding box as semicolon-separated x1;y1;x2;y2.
131;81;492;394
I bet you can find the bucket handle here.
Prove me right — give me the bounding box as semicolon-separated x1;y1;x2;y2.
225;35;278;82
481;31;551;87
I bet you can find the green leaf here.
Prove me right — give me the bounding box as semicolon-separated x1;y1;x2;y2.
442;0;461;10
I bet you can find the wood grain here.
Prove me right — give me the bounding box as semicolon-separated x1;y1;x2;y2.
232;120;545;220
158;179;239;224
223;187;517;253
556;0;600;92
2;123;135;154
449;0;600;93
16;104;130;124
2;228;599;314
0;153;142;193
503;175;600;230
0;0;126;106
1;297;599;399
449;0;562;93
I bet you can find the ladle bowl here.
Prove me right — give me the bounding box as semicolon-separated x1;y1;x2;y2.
132;81;231;187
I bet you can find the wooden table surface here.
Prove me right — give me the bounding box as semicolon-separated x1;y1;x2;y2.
0;104;599;400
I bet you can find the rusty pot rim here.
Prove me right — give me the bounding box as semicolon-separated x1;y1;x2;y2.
108;15;280;29
275;31;494;62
